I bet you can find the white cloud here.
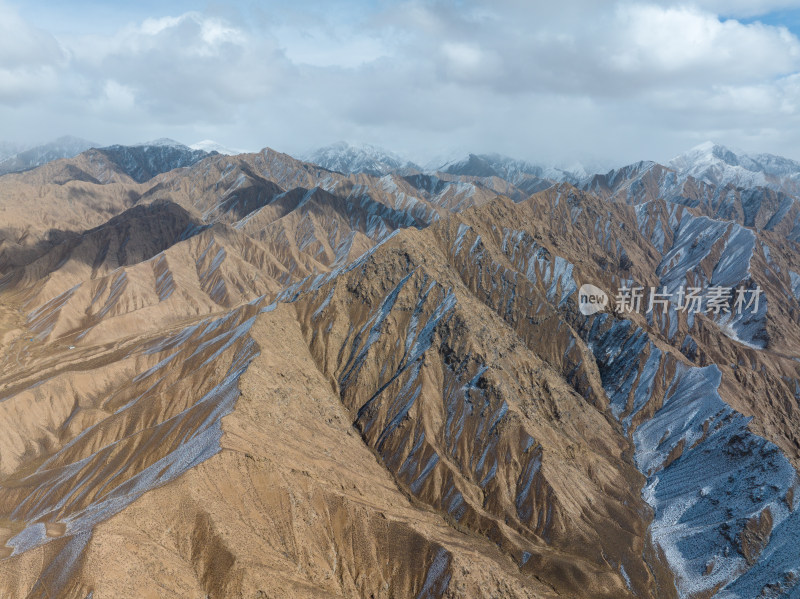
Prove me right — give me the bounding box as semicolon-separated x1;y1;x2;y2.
65;11;282;125
139;15;183;37
96;80;137;112
0;2;63;68
656;0;800;18
441;42;487;75
0;2;63;104
273;26;390;67
113;13;245;58
0;66;59;103
2;0;800;165
610;4;800;78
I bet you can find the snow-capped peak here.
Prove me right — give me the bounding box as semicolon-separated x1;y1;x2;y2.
304;141;419;176
134;138;189;149
670;141;741;171
686;140;716;155
189;140;246;155
669;141;800;192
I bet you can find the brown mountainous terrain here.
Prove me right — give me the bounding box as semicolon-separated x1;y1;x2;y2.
0;142;799;598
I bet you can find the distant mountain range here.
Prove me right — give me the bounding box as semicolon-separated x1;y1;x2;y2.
6;137;800;199
301;141;590;185
0;136;246;177
0;136;98;176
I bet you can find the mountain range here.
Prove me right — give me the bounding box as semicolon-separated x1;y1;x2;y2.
0;137;247;178
0;137;798;598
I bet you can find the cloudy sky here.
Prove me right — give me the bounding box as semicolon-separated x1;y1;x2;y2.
2;0;800;167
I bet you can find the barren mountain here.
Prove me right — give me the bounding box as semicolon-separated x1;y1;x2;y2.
0;142;798;598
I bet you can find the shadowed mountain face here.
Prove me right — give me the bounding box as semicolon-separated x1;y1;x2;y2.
0;142;799;598
94;139;214;183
